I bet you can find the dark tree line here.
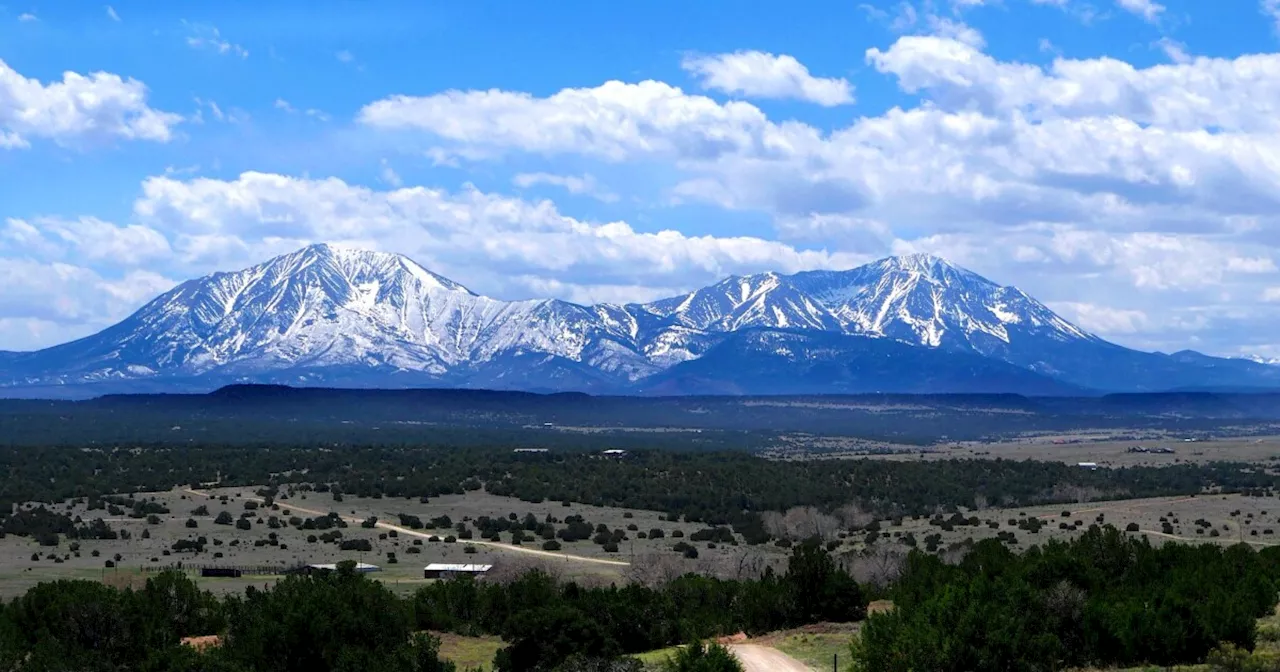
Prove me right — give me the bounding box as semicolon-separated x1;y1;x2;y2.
0;566;456;672
5;445;1280;531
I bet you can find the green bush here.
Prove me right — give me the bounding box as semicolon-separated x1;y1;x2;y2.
661;642;743;672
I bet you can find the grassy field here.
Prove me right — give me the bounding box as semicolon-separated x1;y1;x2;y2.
433;632;504;671
758;624;856;671
781;432;1280;467
0;485;791;598
841;491;1280;559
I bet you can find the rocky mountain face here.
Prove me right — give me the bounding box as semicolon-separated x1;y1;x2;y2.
2;244;1277;397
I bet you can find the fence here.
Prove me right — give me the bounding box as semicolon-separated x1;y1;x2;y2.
140;562;307;576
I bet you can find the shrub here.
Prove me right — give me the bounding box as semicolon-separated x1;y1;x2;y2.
542;540;562;551
235;518;251;531
339;539;373;552
214;511;233;525
185;518;198;529
661;641;743;672
1125;523;1140;532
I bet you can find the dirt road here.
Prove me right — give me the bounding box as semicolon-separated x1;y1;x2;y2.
729;644;812;672
183;488;631;567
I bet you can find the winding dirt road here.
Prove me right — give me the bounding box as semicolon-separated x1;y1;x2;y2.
183;488;631;567
728;644;812;672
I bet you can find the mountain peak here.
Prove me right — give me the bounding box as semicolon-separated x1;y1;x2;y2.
873;253;972;280
278;243;473;295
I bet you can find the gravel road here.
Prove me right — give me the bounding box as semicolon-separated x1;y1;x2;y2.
729;644;812;672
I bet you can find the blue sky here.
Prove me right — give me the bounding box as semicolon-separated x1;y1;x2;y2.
3;0;1280;358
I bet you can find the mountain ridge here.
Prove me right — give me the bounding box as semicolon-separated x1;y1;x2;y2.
2;243;1277;398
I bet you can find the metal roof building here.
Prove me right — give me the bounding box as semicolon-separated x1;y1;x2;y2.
305;562;381;573
423;563;493;579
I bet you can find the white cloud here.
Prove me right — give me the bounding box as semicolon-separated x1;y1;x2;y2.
129;171;860;299
106;5;120;21
185;24;248;58
1051;302;1149;334
2;217;172;266
866;35;1280;132
512;172;618;202
17;12;36;22
680;51;854;106
0;258;176;340
358;80;784;162
1116;0;1164;22
336;50;354;63
1263;287;1280;302
0;58;181;149
274;98;296;113
926;16;985;48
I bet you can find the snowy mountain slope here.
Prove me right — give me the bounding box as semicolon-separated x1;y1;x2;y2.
2;243;1279;396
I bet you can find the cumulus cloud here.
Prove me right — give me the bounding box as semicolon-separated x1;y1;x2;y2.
106;6;120;21
129;171;860;298
0;59;181;148
358;80;785;162
681;51;855;106
866;35;1280;132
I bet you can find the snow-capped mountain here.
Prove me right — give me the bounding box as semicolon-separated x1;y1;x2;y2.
2;243;1278;397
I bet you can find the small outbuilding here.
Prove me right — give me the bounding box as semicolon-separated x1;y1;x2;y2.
423;563;493;580
301;562;381;575
1077;462;1099;470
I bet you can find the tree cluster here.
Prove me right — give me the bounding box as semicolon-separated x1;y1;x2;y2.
852;525;1280;671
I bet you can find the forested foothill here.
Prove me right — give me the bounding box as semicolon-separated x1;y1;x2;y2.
4;445;1280;537
5;385;1280;446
